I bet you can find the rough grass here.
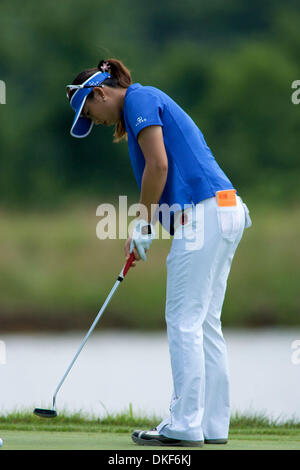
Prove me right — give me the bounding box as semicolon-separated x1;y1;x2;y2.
1;408;300;436
1;409;300;450
0;200;299;330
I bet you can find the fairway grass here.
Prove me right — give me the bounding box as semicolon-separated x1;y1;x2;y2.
0;411;300;450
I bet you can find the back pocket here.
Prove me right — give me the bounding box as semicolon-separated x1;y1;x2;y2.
217;206;242;242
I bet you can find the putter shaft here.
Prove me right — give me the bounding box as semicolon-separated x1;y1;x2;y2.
51;253;135;411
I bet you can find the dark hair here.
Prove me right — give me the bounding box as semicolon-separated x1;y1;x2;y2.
68;58;132;142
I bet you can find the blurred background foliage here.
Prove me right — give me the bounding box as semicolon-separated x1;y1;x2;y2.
0;0;299;329
1;0;299;206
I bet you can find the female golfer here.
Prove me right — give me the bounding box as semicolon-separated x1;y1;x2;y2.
67;58;252;447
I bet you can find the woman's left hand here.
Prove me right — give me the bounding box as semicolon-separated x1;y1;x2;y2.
124;236;139;267
129;219;155;262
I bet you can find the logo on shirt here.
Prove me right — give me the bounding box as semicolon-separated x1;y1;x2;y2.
135;116;147;126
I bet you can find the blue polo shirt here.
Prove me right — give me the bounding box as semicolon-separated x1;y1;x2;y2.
123;83;235;228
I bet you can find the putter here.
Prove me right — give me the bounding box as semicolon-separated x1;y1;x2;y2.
33;252;135;418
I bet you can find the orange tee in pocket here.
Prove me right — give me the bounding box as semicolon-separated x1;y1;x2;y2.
216;189;237;207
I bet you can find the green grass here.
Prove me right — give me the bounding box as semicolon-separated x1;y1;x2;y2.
1;430;300;450
0;200;300;330
0;410;300;450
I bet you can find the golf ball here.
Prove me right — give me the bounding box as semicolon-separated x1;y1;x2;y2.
0;438;3;447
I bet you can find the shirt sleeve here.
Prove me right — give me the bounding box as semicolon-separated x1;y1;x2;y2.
125;90;163;139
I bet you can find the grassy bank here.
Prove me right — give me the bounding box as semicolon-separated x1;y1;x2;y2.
0;410;300;450
0;200;299;330
1;409;300;434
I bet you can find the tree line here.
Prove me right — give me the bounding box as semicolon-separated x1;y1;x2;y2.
0;0;299;207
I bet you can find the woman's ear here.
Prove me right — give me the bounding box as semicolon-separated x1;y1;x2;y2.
93;86;106;101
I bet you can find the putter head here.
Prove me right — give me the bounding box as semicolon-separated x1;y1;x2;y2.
33;408;57;418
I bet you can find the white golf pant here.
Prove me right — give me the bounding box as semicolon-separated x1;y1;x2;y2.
157;194;250;441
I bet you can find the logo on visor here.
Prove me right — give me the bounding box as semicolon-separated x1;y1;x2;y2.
135;116;147;126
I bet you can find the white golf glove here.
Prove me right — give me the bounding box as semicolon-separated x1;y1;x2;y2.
130;219;155;261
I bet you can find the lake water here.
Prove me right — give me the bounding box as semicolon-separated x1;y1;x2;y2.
1;329;300;422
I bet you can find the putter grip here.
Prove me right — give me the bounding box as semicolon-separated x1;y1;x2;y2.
122;252;135;278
